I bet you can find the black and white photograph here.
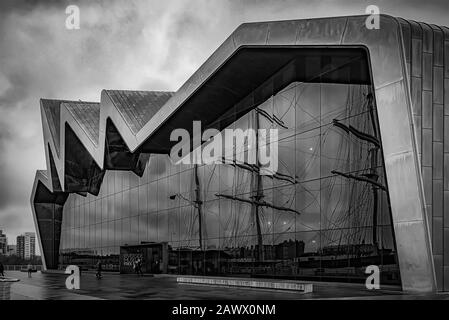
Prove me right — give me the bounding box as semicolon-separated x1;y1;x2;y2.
0;0;448;313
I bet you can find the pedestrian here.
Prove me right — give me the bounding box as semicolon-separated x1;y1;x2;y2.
27;263;33;278
138;259;143;276
132;259;138;275
95;260;102;279
0;262;5;277
134;258;142;276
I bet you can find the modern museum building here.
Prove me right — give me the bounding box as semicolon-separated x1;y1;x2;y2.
31;15;449;293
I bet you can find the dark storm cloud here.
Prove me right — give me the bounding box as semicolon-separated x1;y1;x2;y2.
0;0;446;245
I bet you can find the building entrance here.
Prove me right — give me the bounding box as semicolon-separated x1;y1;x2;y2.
119;243;168;274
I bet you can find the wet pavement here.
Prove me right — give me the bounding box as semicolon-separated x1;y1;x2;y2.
3;271;449;300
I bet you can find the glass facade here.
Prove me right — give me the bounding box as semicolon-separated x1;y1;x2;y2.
60;81;400;284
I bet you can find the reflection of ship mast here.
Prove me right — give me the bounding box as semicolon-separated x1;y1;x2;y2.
169;163;204;250
331;92;385;252
216;106;300;262
194;164;204;250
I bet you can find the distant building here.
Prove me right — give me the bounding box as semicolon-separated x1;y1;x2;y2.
17;232;36;259
0;230;7;255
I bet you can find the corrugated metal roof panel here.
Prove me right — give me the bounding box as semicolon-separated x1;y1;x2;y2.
105;90;174;135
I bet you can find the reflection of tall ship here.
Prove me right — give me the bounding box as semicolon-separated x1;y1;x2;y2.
181;83;400;283
309;91;400;282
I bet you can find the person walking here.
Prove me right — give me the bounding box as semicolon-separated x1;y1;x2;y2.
132;259;138;275
134;258;142;276
138;259;143;276
95;260;102;279
27;263;33;278
0;262;5;277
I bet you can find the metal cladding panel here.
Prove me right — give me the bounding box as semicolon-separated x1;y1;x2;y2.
394;220;436;291
41;100;63;157
403;21;449;292
105;90;174;135
295;17;348;45
30;15;448;293
265;20;300;45
64;102;100;146
343;16;403;88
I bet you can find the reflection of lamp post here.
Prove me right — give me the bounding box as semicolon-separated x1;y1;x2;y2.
169;193;203;251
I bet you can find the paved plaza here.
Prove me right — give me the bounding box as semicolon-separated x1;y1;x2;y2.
2;271;448;300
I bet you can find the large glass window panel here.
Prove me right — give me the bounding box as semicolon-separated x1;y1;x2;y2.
108;171;115;195
107;195;114;222
272;205;296;237
296;128;321;182
101;197;107;223
129;187;138;217
158;210;169;242
180;169;193;195
321;124;350;178
200;165;219;202
111;220;116;246
203;200;219;241
218;164;234;195
114;171;122;194
179;205;197;243
121;218;131;245
122;189;130;218
148;181;158;213
88;225;94;249
130;172;139;189
295;180;321;231
138;214;148;243
148;213;158;242
271;232;300;278
122;171;130;190
89;200;95;226
234;167;252;200
295;230;321;279
220;235;256;277
296;83;321;132
114;219;122;246
130;215;138;244
114;192;122;220
95;223;101;248
259;188;274;237
168;174;180;209
277;135;296;185
320;83;350;125
79;204;85;228
168;208;180;243
74;205;79;229
274;82;296;131
138;184;148;215
74;228;79;250
157;178;168;211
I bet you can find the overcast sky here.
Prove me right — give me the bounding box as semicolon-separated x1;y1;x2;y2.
0;0;447;248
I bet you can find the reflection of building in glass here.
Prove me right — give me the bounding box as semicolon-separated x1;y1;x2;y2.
31;15;448;293
17;233;36;260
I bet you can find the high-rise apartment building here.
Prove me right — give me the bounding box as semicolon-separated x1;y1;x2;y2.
17;232;36;259
0;230;7;255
